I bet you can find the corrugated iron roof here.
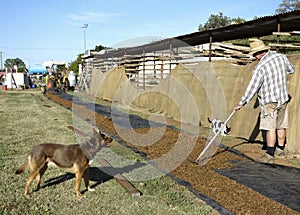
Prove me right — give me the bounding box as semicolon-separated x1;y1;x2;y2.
95;10;300;58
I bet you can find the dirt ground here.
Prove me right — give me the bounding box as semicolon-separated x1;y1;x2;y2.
46;92;300;215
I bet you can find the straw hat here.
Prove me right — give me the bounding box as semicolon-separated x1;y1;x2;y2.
249;40;270;56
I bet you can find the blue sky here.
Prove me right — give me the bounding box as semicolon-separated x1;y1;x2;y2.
0;0;282;67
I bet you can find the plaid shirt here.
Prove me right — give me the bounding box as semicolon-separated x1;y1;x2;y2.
239;51;294;107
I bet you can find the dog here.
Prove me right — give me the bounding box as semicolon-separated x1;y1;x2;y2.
207;117;231;136
15;128;112;198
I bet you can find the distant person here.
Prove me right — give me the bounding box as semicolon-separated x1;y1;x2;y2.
234;39;294;164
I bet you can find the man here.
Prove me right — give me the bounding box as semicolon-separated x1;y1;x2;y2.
234;39;295;164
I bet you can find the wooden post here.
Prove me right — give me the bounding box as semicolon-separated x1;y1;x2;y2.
161;54;164;79
96;158;141;197
169;41;172;74
153;51;156;79
142;49;145;90
276;19;281;53
209;34;212;62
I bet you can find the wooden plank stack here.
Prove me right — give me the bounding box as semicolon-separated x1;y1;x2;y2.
204;42;254;65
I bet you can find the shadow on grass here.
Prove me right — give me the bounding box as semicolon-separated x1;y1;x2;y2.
39;167;113;192
38;161;146;193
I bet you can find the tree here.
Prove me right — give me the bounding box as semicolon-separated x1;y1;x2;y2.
4;58;26;69
93;45;108;52
231;17;246;24
69;44;110;74
198;12;245;31
69;54;83;74
276;0;300;13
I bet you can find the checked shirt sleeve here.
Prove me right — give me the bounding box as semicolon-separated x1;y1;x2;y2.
285;56;295;74
238;69;263;106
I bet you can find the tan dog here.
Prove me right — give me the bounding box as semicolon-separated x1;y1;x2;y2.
15;128;112;198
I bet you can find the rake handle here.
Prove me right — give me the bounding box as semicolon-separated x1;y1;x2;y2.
195;110;236;163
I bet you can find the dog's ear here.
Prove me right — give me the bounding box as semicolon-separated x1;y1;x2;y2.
100;132;106;139
225;127;231;134
92;128;99;138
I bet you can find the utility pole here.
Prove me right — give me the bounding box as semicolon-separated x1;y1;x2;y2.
82;24;88;53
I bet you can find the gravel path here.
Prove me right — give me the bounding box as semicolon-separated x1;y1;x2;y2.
46;92;300;215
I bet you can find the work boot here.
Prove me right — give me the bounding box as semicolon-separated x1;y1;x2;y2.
275;148;286;158
256;153;274;164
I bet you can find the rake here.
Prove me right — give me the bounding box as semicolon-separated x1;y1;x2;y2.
196;110;236;166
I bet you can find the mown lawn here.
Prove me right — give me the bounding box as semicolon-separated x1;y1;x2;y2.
0;90;215;215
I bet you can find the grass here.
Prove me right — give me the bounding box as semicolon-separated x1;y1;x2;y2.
0;90;215;215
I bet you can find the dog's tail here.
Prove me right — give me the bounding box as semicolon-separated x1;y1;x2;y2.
15;163;28;175
207;117;212;123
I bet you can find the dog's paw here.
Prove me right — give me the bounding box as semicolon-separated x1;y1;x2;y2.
76;192;83;198
24;193;31;199
88;187;95;192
